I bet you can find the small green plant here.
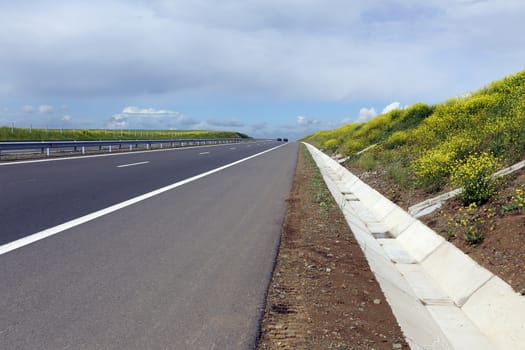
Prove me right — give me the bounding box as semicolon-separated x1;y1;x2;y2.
302;146;332;217
502;186;525;214
357;153;377;171
451;152;499;205
446;203;496;245
386;163;411;188
446;227;457;241
463;225;483;245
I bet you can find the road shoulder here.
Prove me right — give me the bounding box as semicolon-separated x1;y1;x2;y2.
257;145;408;349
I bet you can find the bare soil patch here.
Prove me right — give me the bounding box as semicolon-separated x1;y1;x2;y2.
257;147;407;350
346;163;525;294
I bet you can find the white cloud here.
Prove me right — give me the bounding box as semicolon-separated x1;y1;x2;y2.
358;107;377;122
62;115;72;121
38;105;54;113
22;105;35;113
1;1;525;132
1;0;523;103
122;106;173;114
207;119;244;127
296;115;320;126
382;102;401;114
108;106;198;129
296;116;307;125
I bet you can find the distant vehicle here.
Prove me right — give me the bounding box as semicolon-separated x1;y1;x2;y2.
277;138;282;141
283;138;288;142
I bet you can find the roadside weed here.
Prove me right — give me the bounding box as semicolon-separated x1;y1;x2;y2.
502;186;525;214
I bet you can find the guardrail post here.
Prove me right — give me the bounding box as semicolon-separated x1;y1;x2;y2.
109;145;112;153
147;143;150;150
46;148;50;157
81;146;85;155
129;144;132;151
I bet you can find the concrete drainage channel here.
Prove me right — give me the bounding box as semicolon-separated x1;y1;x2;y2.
304;143;525;350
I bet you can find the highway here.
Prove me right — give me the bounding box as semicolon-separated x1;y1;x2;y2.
0;141;298;349
1;141;283;244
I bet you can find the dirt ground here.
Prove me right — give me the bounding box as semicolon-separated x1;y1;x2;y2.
257;147;408;350
346;162;525;294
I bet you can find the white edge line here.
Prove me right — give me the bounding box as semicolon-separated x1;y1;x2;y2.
117;161;150;168
0;143;287;256
199;152;210;155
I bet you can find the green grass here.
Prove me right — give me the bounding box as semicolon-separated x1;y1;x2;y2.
302;69;525;195
0;127;248;141
302;145;333;217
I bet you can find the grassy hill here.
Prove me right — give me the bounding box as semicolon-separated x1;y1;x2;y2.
303;70;525;293
303;70;525;194
0;128;249;142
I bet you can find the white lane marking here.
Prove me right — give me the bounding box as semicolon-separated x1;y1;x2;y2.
229;147;236;150
0;143;287;256
199;152;210;155
0;142;265;166
116;161;150;168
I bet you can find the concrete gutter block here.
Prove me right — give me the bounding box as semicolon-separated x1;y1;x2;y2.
339;196;362;212
462;276;525;349
340;170;359;183
381;208;416;237
349;224;386;257
339;177;360;193
343;193;360;201
374;275;453;350
356;208;380;223
411;202;443;218
344;178;364;194
370;198;398;221
379;239;417;264
360;188;385;209
323;175;344;202
347;181;373;201
366;222;389;235
346;200;366;212
346;220;370;240
344;214;370;238
397;221;445;262
365;249;413;293
332;164;347;177
422;243;493;307
348;223;373;243
426;305;496;349
396;263;452;304
339;203;360;220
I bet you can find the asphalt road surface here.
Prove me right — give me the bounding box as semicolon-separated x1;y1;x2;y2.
1;141;282;245
0;141;298;349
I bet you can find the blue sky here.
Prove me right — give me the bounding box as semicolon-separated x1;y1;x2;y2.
1;0;524;140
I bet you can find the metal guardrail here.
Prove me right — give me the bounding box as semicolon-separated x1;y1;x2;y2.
0;138;242;158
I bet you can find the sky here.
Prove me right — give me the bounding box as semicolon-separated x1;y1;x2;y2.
1;0;524;140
